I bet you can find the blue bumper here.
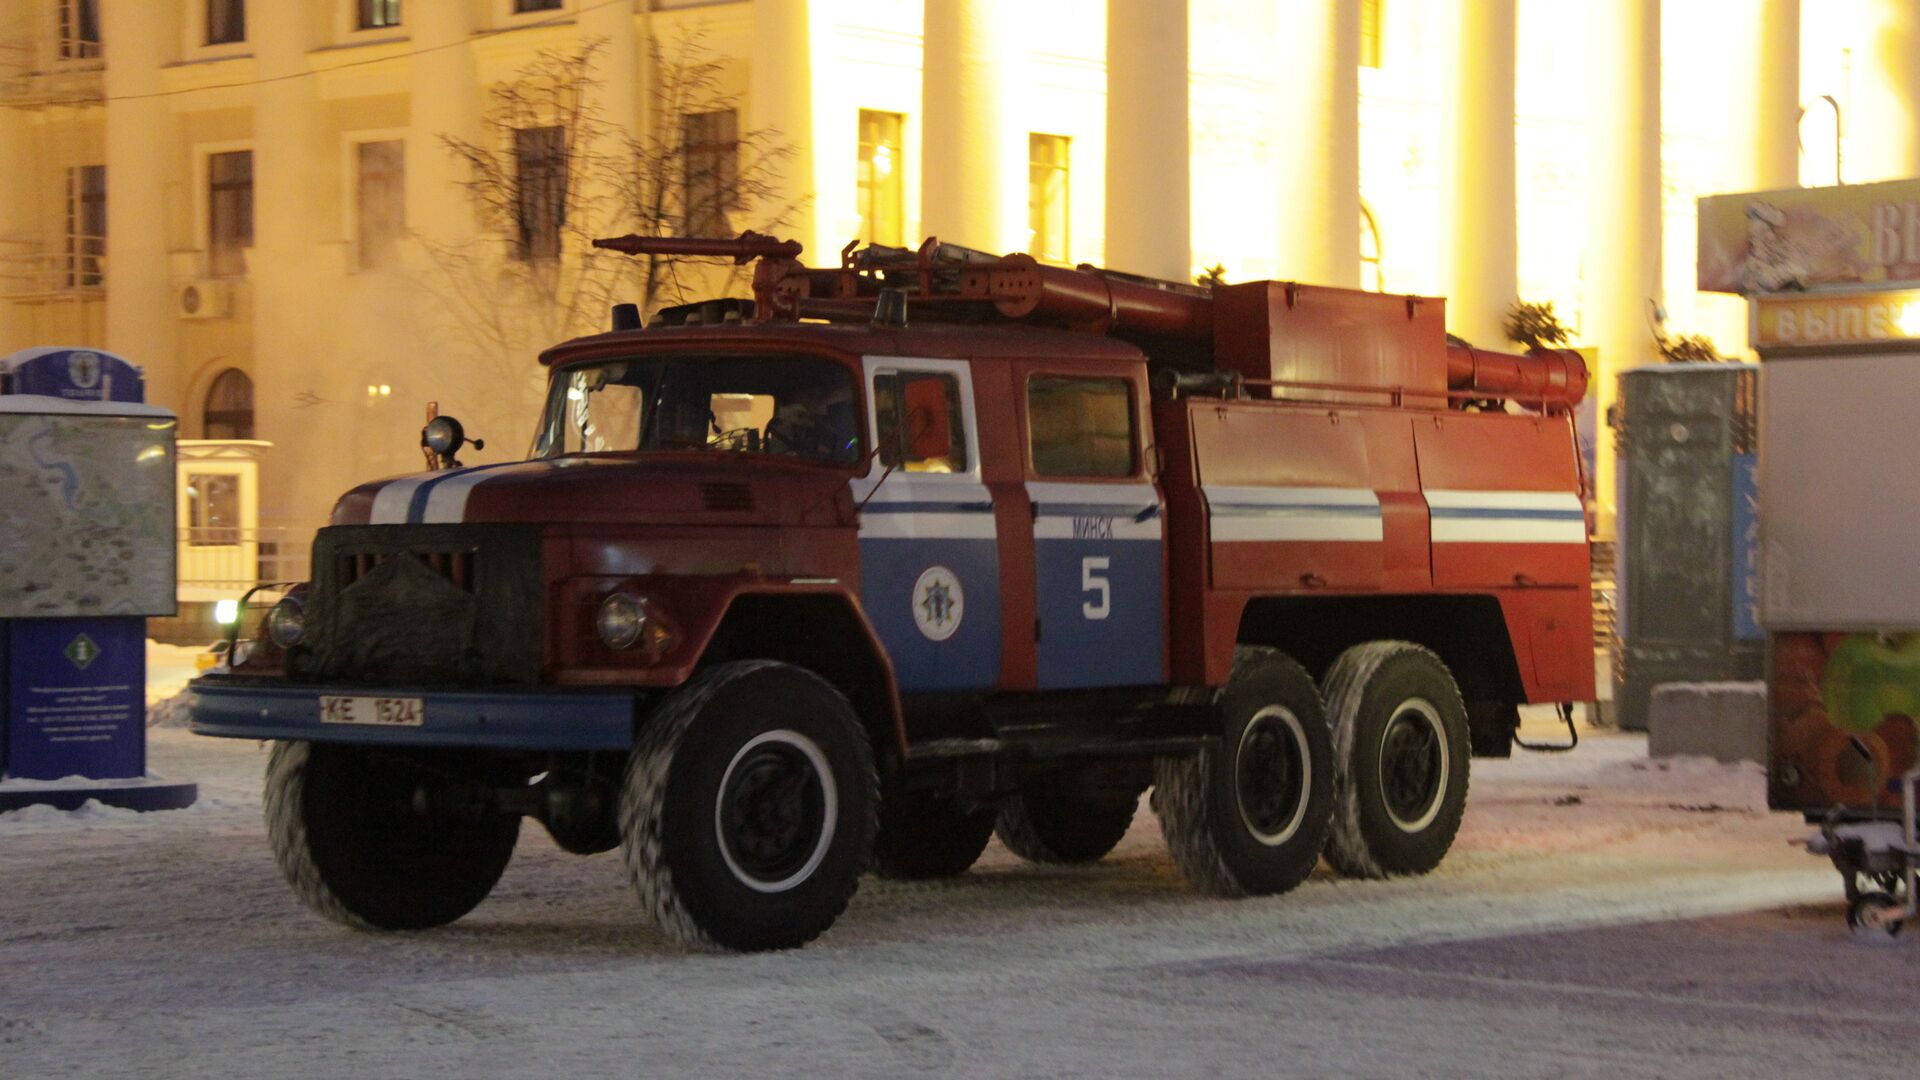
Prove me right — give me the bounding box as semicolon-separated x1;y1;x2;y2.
189;678;638;751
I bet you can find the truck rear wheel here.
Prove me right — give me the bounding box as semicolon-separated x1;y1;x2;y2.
1321;642;1472;878
619;661;878;951
995;784;1139;865
1153;647;1334;897
263;741;521;931
871;789;996;879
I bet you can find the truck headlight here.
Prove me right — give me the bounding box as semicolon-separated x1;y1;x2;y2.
267;597;306;648
597;592;648;650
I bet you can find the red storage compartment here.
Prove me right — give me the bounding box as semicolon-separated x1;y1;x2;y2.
1412;412;1587;588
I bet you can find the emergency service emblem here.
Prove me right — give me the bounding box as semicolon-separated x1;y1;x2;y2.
912;565;964;641
67;350;101;390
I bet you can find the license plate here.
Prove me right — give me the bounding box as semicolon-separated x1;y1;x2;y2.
319;695;425;727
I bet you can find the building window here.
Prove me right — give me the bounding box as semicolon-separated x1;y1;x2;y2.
514;126;567;260
1360;201;1384;292
1359;0;1383;68
1028;133;1070;264
683;109;739;238
206;0;246;45
66;165;105;288
1027;376;1135;477
357;0;401;30
208;150;253;277
356;140;406;269
857;110;904;247
203;368;255;440
514;0;563;12
59;0;102;60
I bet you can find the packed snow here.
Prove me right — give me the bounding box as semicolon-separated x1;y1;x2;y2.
0;708;1908;1078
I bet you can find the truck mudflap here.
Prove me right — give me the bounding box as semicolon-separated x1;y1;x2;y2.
189;678;637;751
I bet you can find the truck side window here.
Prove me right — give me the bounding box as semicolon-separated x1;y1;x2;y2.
1027;375;1135;477
874;371;968;473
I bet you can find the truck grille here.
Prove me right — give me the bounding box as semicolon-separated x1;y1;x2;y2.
303;524;542;686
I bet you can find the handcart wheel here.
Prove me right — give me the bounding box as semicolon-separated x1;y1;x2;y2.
1846;891;1905;943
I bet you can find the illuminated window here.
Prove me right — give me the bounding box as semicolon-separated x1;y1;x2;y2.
206;0;245;45
358;0;401;29
1360;201;1384;292
857;110;905;247
203;368;254;439
66;165;105;288
683;109;740;237
1028;133;1070;264
208;150;253;277
1027;376;1135;477
186;473;241;546
514;126;567;260
356;140;405;269
1360;0;1383;68
59;0;101;59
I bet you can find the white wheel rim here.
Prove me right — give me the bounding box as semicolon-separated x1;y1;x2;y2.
714;729;838;894
1377;697;1450;833
1235;705;1313;847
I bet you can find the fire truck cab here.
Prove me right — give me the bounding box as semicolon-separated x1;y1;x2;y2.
192;238;1594;951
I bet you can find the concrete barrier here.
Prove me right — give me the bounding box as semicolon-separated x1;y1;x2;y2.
1648;681;1768;764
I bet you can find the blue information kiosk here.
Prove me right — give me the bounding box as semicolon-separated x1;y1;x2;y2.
0;347;197;812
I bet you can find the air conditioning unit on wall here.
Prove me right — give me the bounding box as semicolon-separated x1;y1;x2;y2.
176;280;233;320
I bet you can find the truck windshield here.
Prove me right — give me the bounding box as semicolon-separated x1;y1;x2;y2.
534;354;862;465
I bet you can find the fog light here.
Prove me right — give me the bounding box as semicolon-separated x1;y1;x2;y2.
597;592;647;650
267;597;305;649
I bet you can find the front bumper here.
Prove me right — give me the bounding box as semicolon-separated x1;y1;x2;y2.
189;677;638;751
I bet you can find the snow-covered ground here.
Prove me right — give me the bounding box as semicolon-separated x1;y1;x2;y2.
0;714;1908;1079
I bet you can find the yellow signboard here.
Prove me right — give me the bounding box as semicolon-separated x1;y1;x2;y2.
1752;288;1920;349
1699;177;1920;295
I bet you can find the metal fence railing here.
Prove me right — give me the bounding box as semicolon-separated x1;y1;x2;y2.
178;527;311;597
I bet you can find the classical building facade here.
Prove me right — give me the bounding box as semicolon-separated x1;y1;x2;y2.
0;0;1909;567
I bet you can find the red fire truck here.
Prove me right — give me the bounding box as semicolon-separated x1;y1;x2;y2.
192;236;1594;951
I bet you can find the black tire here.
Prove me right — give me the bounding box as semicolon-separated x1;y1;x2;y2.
263;741;521;931
1153;647;1335;897
1848;891;1906;943
872;788;997;879
1322;642;1472;879
995;784;1139;865
619;661;878;951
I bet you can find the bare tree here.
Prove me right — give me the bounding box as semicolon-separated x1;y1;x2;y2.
622;30;802;314
414;32;801;451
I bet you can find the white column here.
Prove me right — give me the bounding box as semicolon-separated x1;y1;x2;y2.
1271;0;1361;287
1850;0;1920;183
1441;0;1517;346
1104;0;1189;280
252;4;334;535
921;0;1025;252
1585;0;1661;536
750;0;817;255
1742;0;1800;190
101;0;180;410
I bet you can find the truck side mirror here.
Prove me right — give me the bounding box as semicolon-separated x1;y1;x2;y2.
903;377;952;462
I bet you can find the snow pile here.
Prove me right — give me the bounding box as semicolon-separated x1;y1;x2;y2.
146;689;192;729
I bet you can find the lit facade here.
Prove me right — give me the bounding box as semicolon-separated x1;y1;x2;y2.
0;0;1910;558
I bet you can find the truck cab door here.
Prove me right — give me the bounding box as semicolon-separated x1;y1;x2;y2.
1021;370;1167;689
851;357;1003;692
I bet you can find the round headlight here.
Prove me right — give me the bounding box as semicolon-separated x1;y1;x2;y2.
267;597;306;649
422;415;464;455
597;592;647;650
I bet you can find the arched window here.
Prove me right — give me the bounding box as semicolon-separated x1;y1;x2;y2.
1359;201;1385;293
203;368;254;439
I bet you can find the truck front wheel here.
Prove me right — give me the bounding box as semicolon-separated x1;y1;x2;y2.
1321;641;1472;878
263;741;521;931
619;661;878;951
1153;647;1334;897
